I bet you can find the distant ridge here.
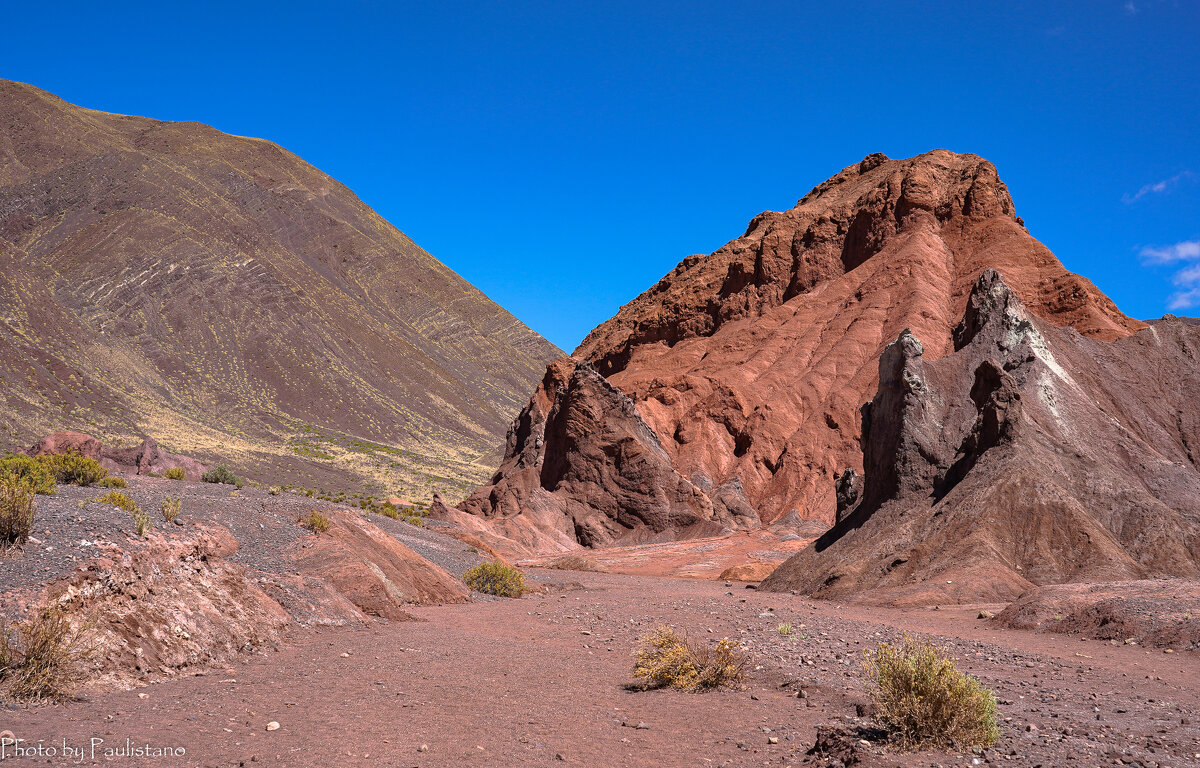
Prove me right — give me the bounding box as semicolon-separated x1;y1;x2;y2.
0;80;562;498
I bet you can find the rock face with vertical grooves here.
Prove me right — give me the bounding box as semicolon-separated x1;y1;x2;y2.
0;80;561;496
458;150;1145;554
760;270;1200;605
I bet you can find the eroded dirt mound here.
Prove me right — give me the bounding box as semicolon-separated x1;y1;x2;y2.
0;480;477;689
292;508;469;620
458;150;1144;555
47;523;293;688
995;580;1200;650
761;271;1200;604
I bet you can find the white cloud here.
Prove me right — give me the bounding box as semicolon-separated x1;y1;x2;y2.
1139;240;1200;312
1173;263;1200;286
1123;171;1193;203
1139;240;1200;264
1168;288;1200;310
1124;1;1137;13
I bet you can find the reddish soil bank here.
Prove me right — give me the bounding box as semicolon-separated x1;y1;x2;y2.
4;572;1197;768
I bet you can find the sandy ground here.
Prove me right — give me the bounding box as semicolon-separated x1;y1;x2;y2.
2;571;1197;768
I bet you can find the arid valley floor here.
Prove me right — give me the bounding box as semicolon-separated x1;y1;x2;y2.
4;494;1198;768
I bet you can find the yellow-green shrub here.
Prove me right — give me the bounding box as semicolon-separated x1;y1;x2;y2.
94;490;137;513
132;508;151;537
300;510;331;533
0;475;37;549
40;452;108;486
462;561;527;597
862;635;1000;749
163;467;186;481
96;476;127;489
201;465;240;486
631;625;746;691
161;497;181;523
0;455;56;495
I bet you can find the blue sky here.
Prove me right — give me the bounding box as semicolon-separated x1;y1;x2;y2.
3;1;1198;350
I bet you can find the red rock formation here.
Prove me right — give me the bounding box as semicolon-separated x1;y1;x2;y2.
23;431;102;461
24;431;211;480
760;271;1200;604
459;151;1144;553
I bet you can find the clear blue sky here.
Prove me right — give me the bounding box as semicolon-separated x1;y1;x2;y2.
4;1;1198;350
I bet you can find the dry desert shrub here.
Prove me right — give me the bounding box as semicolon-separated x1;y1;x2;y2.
543;554;605;572
0;609;96;702
0;455;57;495
631;625;746;691
462;561;527;597
132;508;152;537
201;464;240;486
96;476;127;489
0;475;36;550
300;510;331;533
95;490;138;513
40;452;108;486
161;497;181;523
163;467;186;481
862;634;999;749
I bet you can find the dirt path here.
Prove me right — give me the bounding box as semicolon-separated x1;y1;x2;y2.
4;572;1198;767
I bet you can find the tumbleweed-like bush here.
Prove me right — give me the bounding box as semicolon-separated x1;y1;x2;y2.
631;625;746;691
861;634;999;749
462;560;527;597
0;609;96;702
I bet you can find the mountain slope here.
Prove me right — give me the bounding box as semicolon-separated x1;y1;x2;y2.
455;150;1144;553
0;80;562;497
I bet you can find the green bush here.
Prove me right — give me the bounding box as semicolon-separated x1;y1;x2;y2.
300;510;331;533
201;464;239;486
462;561;527;597
163;467;186;481
0;455;56;495
631;625;746;691
161;497;181;524
94;490;137;513
0;609;96;701
0;475;37;550
96;476;127;489
40;452;108;486
132;508;151;537
862;635;1000;749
